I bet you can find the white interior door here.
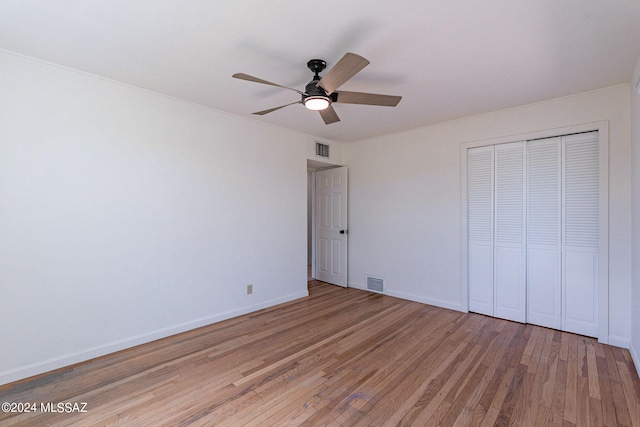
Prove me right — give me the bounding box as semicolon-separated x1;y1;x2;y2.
315;167;348;287
466;130;602;339
526;137;562;330
467;146;494;316
562;132;599;337
493;142;526;323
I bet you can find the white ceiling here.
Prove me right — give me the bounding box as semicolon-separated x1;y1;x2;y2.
1;0;640;142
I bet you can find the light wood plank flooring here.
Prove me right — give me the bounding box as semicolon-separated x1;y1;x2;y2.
1;280;639;426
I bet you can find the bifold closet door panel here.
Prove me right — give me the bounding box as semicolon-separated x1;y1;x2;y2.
493;142;526;323
526;137;562;330
563;132;599;337
467;146;494;316
467;131;600;338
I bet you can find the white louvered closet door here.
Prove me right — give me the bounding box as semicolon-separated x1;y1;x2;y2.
467;146;494;316
467;131;601;338
493;142;526;323
526;137;562;329
563;131;599;337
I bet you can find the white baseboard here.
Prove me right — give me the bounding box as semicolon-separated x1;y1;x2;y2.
348;281;464;312
607;335;630;349
0;290;308;387
385;290;464;312
630;340;640;373
347;281;369;292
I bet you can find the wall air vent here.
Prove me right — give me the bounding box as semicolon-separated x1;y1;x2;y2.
315;141;330;158
366;276;384;293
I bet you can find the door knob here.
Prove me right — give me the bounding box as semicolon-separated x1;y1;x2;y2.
339;230;348;234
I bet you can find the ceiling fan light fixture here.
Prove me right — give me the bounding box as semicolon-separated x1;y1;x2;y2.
233;52;401;125
304;96;330;111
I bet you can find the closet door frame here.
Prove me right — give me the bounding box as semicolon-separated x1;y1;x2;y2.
460;121;609;344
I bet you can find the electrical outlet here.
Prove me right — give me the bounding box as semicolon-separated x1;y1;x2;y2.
247;284;253;295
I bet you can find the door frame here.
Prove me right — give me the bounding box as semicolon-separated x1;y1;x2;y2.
307;160;346;282
460;121;609;344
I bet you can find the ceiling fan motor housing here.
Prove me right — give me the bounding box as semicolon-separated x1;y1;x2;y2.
302;81;334;109
304;80;328;98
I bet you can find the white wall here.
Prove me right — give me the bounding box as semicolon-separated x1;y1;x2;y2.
345;85;632;345
630;55;640;365
0;51;324;385
1;48;635;386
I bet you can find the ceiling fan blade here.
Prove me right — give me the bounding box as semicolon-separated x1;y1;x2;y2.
317;52;370;94
233;73;305;95
253;101;301;116
334;90;402;107
319;105;340;125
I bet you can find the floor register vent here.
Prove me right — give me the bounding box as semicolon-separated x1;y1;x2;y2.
366;276;384;293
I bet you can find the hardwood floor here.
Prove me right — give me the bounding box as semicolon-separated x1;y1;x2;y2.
1;280;639;426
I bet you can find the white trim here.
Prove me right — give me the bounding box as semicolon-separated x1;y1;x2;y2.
630;340;640;372
348;281;366;290
309;160;346;282
597;125;610;344
0;290;308;386
460;144;470;312
608;335;631;349
348;281;464;312
311;171;317;280
461;121;610;344
386;290;464;312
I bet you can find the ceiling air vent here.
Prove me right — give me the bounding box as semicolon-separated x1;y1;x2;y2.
315;142;330;158
366;276;384;293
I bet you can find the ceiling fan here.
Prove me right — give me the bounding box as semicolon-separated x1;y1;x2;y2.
232;52;402;125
